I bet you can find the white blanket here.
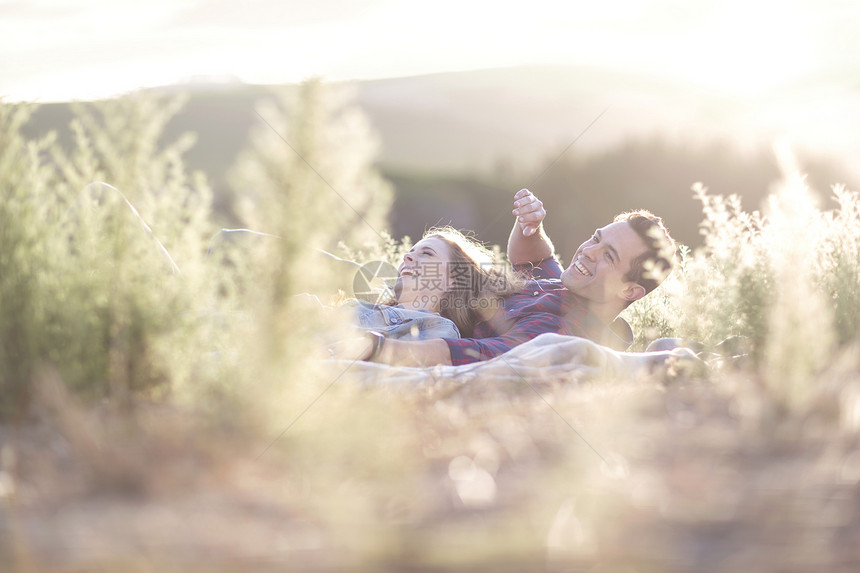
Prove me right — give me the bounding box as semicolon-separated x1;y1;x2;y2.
337;333;643;391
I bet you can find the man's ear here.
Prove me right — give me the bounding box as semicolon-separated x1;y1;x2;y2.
621;283;646;303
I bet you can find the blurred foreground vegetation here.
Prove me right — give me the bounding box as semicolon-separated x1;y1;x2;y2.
2;84;860;572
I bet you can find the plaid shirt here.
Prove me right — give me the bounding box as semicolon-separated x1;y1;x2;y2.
444;258;633;365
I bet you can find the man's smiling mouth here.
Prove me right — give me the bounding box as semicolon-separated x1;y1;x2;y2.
573;259;592;277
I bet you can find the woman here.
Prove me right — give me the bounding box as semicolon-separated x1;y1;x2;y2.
329;227;522;359
376;227;520;334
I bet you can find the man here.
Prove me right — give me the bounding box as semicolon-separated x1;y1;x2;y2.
354;189;676;366
504;188;676;341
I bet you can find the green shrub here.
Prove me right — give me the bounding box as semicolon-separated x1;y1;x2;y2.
624;169;860;409
0;95;218;418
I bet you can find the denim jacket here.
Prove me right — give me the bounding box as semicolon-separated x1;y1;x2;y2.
347;301;461;340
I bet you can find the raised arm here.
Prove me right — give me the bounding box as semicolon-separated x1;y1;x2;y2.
507;188;556;265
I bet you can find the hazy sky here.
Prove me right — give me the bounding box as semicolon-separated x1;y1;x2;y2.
3;0;858;102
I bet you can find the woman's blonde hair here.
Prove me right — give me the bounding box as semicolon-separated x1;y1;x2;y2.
422;226;522;337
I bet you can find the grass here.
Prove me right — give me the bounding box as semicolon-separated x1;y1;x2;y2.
2;85;860;572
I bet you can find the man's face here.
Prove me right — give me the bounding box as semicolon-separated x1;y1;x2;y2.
561;221;649;305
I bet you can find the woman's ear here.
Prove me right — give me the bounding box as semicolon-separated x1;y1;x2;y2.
622;283;646;303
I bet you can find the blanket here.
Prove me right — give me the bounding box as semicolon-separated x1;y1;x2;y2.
337;334;652;391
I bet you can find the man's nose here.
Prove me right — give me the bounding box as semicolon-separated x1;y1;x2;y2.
403;252;415;263
582;244;598;260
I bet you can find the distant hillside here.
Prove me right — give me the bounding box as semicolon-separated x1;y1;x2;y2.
24;65;858;177
355;66;728;172
19;65;859;249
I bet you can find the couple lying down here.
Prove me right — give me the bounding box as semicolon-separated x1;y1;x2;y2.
68;182;695;374
330;189;693;371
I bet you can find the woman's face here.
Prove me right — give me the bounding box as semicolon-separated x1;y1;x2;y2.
394;236;454;310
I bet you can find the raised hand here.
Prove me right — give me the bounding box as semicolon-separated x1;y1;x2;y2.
512;188;546;237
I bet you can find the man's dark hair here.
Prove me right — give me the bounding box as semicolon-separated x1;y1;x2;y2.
614;210;676;296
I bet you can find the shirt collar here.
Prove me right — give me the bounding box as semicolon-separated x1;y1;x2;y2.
562;292;634;351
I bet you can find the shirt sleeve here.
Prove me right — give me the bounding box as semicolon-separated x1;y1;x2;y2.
512;257;564;280
413;316;461;340
443;312;570;365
